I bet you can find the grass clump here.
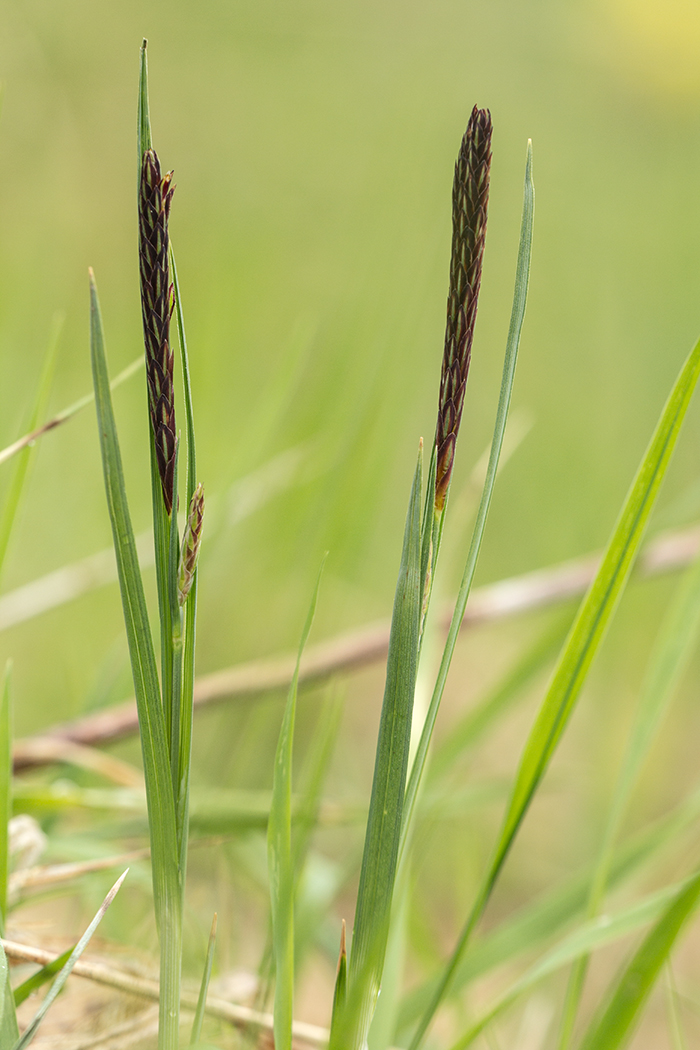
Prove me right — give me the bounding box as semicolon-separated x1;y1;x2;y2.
0;36;699;1050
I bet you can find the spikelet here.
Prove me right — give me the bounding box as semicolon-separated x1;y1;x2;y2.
139;147;177;515
178;483;205;605
434;107;493;511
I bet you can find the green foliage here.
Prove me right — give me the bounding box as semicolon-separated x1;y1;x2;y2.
329;450;422;1050
11;872;126;1050
3;27;700;1050
268;557;325;1050
189;914;217;1046
578;870;700;1050
12;947;73;1008
90;272;182;1049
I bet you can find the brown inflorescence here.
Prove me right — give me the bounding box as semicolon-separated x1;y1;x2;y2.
139;148;177;515
434;106;493;512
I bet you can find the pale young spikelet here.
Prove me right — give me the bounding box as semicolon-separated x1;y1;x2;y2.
178;483;205;605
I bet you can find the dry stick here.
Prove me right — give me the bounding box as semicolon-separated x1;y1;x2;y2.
12;522;700;771
8;847;151;899
8;836;229;900
1;940;329;1048
11;738;144;787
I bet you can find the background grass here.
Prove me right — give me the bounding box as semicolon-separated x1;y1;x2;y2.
2;0;700;1046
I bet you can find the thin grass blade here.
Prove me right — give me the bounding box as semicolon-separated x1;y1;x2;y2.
170;246;199;880
577;869;700;1050
0;941;19;1046
137;39;180;807
428;611;569;785
409;329;700;1049
332;921;347;1021
0;317;61;586
330;446;423;1050
665;965;689;1050
268;556;326;1050
558;545;700;1047
137;39;152;163
0;662;12;936
11;870;127;1050
449;874;697;1049
189;914;217;1046
397;781;700;1035
13;947;73;1007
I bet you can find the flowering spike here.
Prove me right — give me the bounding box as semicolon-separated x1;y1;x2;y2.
139;148;177;515
177;483;205;605
434;107;493;511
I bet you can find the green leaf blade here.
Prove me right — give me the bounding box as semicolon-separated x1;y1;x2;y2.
11;871;127;1050
331;448;423;1050
409;321;700;1047
578;870;700;1050
267;556;326;1050
89;272;181;1050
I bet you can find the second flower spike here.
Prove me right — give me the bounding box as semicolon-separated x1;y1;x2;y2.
178;483;205;605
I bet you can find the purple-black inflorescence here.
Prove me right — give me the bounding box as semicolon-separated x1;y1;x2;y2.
434;107;493;511
139;148;177;515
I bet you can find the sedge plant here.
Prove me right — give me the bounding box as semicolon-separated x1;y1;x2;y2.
3;40;700;1050
88;40;204;1050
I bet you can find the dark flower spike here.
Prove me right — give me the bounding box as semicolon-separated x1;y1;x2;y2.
178;483;205;605
139;148;177;515
434;106;493;512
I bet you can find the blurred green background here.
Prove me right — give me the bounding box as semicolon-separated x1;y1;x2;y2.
2;0;700;1043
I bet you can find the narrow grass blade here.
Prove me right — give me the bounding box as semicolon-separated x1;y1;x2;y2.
577;869;700;1050
137;38;181;815
268;556;326;1050
428;612;569;785
397;782;700;1035
409;328;700;1049
13;946;73;1007
367;860;409;1050
137;39;152;163
11;869;127;1050
292;692;342;880
449;873;697;1050
90;272;181;1049
170;246;199;880
0;941;19;1045
665;965;689;1050
333;922;347;1021
0;357;143;470
401;140;534;865
0;317;61;587
558;545;700;1047
330;446;423;1050
256;691;341;1017
190;914;217;1046
0;663;12;932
